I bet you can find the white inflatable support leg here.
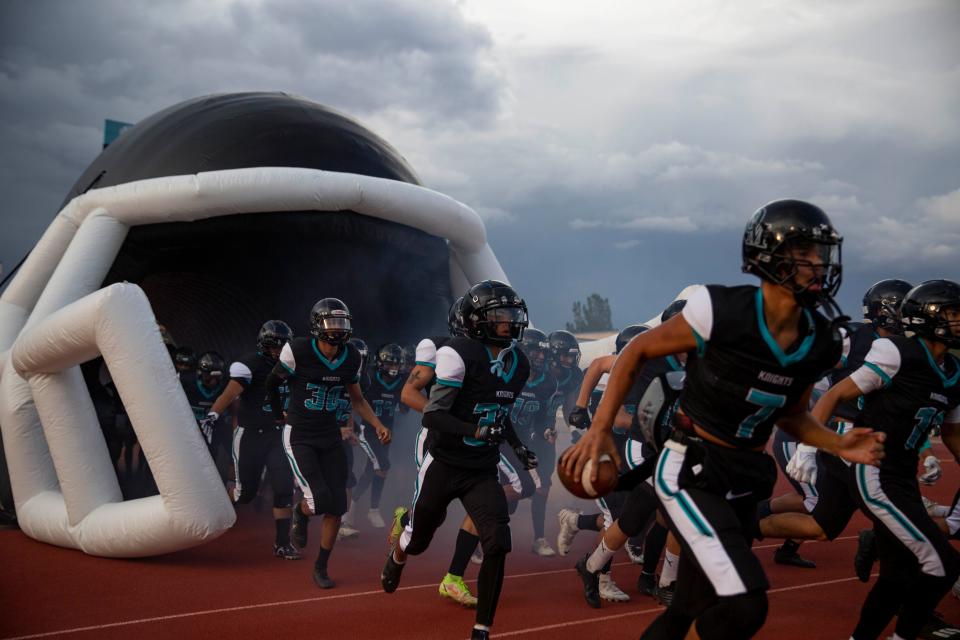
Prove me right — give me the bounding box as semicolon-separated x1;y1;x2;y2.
11;282;235;556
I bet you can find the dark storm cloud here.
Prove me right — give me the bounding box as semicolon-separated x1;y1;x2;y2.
0;0;505;278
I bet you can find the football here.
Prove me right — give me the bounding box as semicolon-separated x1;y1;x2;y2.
557;449;618;499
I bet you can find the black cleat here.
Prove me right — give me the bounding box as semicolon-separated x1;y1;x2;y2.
470;628;490;640
854;529;877;583
637;571;657;596
654;581;676;607
774;540;816;569
312;565;335;589
919;611;960;639
575;554;601;609
291;503;309;549
273;542;301;560
381;544;406;593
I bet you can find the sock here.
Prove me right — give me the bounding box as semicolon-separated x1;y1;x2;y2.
315;547;331;572
660;550;679;587
474;625;490;632
578;513;602;532
643;522;668;571
370;474;385;510
531;491;547;539
586;539;616;573
275;518;290;545
449;529;481;576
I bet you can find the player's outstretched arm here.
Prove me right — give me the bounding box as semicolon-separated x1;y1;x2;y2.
574;355;615;409
265;363;290;424
401;364;433;413
562;314;697;482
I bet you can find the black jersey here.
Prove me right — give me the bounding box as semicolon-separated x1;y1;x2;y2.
831;323;879;422
280;338;362;441
180;372;227;421
511;370;559;440
680;285;842;449
367;371;403;430
231;352;289;429
426;337;530;469
851;336;960;475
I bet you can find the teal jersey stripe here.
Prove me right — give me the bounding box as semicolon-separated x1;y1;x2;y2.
863;361;892;387
415;360;436;368
656;450;713;537
437;378;462;388
856;465;924;542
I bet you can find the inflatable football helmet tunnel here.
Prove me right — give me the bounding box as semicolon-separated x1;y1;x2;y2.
0;92;508;557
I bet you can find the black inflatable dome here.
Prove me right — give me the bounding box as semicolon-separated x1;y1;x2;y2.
65;92;452;357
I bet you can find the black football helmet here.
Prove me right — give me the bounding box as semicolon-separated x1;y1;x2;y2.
310;298;352;345
461;280;529;346
448;296;466;337
348;337;369;372
742;199;843;310
196;351;226;385
257;320;293;356
899;280;960;349
661;299;687;323
862;279;912;332
615;324;649;355
547;330;581;369
376;343;404;378
173;346;196;371
520;328;550;374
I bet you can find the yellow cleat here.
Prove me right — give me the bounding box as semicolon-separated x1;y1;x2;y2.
439;572;478;608
388;506;408;547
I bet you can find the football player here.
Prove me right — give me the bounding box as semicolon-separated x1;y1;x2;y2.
382;280;536;640
351;343;404;528
268;299;391;589
396;297;482;608
815;280;960;640
204;321;296;559
563;199;884;640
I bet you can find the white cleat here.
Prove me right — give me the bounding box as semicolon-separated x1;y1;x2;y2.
919;456;942;485
625;542;644;565
922;496;950;518
532;537;557;557
599;573;631;602
557;509;580;557
337;523;360;540
367;509;386;529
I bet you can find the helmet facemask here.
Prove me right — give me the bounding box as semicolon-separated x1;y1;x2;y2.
313;315;352;345
760;238;843;312
474;305;528;347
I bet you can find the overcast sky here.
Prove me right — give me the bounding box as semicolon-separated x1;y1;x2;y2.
1;0;957;330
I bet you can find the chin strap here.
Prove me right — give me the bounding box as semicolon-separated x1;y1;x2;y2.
489;339;517;378
813;292;852;338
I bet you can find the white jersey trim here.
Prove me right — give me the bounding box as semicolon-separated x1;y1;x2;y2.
279;342;296;373
415;338;438;368
681;285;712;341
849;338;901;394
229;361;253;382
435;345;466;386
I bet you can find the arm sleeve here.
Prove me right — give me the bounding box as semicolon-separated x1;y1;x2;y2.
681;285;712;343
422;385;476;436
229;361;253;388
279;342;296;373
415;338;438;368
848;338;902;394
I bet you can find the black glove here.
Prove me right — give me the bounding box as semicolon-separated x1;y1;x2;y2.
198;412;218;444
474;422;505;444
569;405;591;430
513;444;538;470
570;428;584;444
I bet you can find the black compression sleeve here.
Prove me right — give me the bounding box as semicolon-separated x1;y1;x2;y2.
264;363;288;422
422;410;477;437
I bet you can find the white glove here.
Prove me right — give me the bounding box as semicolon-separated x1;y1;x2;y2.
198;411;218;445
786;444;818;485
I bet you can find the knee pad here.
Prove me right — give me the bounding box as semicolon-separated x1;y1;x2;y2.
273;492;293;509
482;524;512;556
697;592;768;640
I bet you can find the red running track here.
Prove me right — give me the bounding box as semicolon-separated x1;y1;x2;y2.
1;443;958;640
